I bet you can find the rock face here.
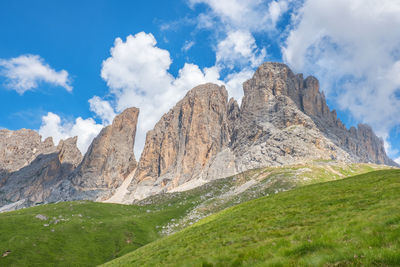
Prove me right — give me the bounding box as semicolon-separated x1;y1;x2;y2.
0;107;140;210
72;107;139;190
49;107;140;202
248;63;395;166
0;62;396;210
0;131;82;210
230;62;395;170
0;129;55;175
123;62;396;201
125;84;234;200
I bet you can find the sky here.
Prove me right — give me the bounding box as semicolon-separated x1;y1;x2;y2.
0;0;400;164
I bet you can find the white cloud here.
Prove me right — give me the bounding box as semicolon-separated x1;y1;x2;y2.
216;30;266;69
38;112;103;153
282;0;400;155
196;13;215;29
187;1;275;101
189;0;289;32
37;97;115;155
224;69;254;104
101;33;173;100
395;157;400;165
268;0;289;26
100;32;221;156
88;96;116;125
182;40;195;52
0;54;72;94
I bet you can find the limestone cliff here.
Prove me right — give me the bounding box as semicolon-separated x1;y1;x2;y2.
0;62;396;209
51;107;140;202
0;132;82;210
122;62;396;202
125;84;233;200
0;107;139;209
249;63;395;166
72;107;139;190
0;129;55;175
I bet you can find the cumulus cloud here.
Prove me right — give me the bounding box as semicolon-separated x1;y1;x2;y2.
94;1;295;157
282;0;400;156
189;0;289;32
224;69;254;104
395;157;400;165
0;54;72;94
187;1;286;101
100;32;221;156
38;95;116;154
216;30;266;69
38;112;103;153
88;96;116;125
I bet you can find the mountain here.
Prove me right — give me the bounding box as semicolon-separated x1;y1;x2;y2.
48;107;139;203
122;62;396;201
0;130;81;211
0;62;396;211
124;83;235;201
0;108;139;211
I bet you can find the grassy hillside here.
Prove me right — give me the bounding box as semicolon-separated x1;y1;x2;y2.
103;169;400;266
0;163;391;266
0;199;196;267
145;162;389;235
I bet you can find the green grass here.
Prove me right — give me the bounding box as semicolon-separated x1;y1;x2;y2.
153;162;389;234
0;199;199;267
0;163;393;266
103;169;400;266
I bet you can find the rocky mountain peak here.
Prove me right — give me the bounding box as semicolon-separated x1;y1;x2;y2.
71;107;139;192
240;62;395;166
126;83;232;200
0;129;57;174
0;62;397;211
57;136;82;167
0;130;82;210
120;62;397;201
136;83;230;181
241;62;301;113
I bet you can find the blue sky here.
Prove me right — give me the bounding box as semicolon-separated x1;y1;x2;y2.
1;0;400;163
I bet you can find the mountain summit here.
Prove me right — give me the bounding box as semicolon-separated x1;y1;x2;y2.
0;62;396;211
123;62;395;201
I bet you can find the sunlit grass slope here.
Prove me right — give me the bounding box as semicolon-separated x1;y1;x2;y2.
103;169;400;266
0;200;195;267
0;163;392;266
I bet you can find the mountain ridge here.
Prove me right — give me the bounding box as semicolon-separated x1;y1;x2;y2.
0;62;397;211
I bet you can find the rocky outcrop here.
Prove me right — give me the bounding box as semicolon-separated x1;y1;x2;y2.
71;108;139;191
48;107;140;203
0;62;396;209
0;107;140;210
57;137;82;167
265;63;394;166
236;62;395;166
125;84;233;201
0;133;82;210
123;62;396;202
229;63;351;172
0;129;55;175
